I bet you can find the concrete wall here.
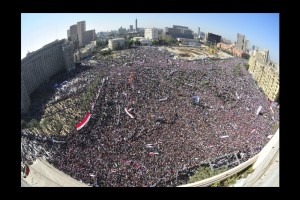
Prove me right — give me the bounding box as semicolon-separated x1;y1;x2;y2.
241;129;279;187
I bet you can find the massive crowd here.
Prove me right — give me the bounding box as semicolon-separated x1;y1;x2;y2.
21;46;279;187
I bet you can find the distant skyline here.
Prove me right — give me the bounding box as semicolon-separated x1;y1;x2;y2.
21;13;279;63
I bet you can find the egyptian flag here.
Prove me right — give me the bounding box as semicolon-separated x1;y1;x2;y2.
75;112;91;130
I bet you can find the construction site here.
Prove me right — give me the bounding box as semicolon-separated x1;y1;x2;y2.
159;45;233;60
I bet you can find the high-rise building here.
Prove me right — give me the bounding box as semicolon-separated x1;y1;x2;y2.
157;28;163;34
118;26;126;35
164;25;193;39
243;40;249;52
83;30;96;46
198;27;200;35
130;25;133;32
68;21;96;48
77;21;86;47
144;28;159;40
200;32;205;39
206;32;221;45
252;45;255;51
108;38;125;50
69;24;78;41
236;33;245;50
135;18;137;31
221;38;232;44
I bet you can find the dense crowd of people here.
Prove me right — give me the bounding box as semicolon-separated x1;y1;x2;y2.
21;46;279;187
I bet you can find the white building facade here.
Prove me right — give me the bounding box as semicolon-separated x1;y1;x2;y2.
108;38;125;50
144;28;159;40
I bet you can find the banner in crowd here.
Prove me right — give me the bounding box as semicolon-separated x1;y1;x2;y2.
125;107;135;119
75;112;91;130
220;135;229;138
256;105;262;115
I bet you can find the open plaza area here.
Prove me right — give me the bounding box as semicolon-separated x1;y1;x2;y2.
21;46;279;187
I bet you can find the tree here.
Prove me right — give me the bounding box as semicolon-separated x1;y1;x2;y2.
100;49;111;56
242;54;250;60
28;119;40;128
151;40;159;46
160;35;179;46
96;39;101;46
125;39;133;49
233;64;242;76
97;39;106;47
133;40;141;46
243;63;250;70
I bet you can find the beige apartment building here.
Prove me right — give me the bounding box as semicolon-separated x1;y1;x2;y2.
248;49;279;101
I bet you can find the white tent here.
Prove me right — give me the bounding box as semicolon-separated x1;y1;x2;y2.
22;157;89;187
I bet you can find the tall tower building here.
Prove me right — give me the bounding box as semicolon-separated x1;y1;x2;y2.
243;39;249;52
198;27;200;35
69;24;78;41
236;33;245;50
77;21;86;47
135;18;137;31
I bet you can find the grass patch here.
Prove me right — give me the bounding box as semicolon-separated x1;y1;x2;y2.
27;119;40;129
272;122;279;134
179;53;190;57
211;165;254;187
200;80;210;86
25;72;106;136
243;63;250;70
80;74;104;111
188;166;228;184
233;64;242;76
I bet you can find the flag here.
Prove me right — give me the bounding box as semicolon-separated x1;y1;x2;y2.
75;112;91;130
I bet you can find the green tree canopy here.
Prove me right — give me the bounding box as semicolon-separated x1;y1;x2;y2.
151;40;159;46
133;40;141;46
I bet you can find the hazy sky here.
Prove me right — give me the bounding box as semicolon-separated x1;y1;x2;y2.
21;13;279;63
